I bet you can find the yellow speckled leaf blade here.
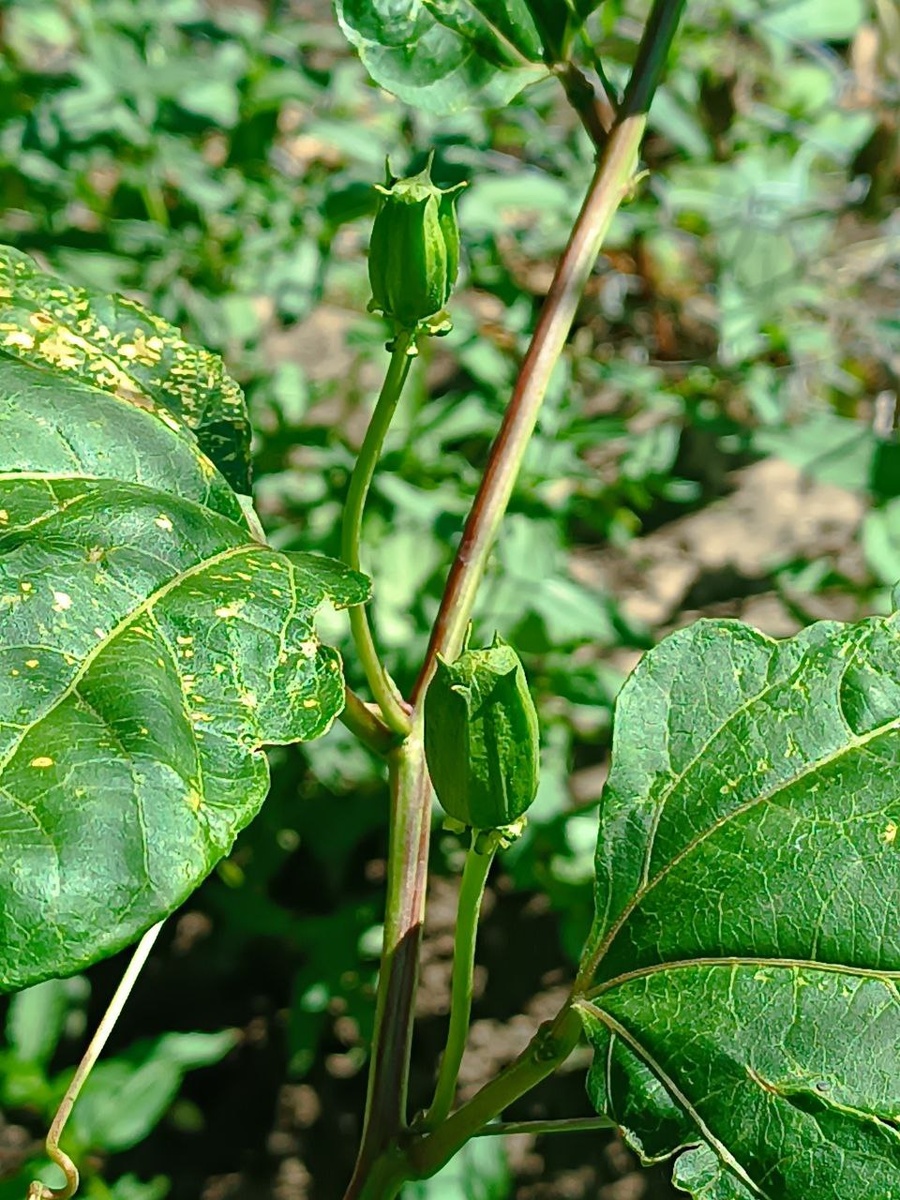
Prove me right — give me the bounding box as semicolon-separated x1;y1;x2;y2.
580;617;900;1199
0;246;252;493
0;476;368;990
0;356;245;524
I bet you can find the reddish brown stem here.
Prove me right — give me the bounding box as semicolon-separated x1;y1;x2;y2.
344;720;431;1196
412;116;643;705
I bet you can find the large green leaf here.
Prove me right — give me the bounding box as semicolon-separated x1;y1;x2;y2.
578;618;900;1199
0;339;367;993
334;0;549;113
0;247;252;493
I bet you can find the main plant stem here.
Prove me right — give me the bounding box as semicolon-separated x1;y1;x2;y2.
347;3;686;1194
341;329;416;737
346;719;431;1194
347;117;648;1200
410;122;645;701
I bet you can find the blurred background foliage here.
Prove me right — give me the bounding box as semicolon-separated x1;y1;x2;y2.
0;0;898;1197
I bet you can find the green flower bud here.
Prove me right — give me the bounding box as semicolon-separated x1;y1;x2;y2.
424;634;540;831
368;158;465;332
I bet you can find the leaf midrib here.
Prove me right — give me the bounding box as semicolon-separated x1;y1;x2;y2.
421;0;538;67
588;955;900;1002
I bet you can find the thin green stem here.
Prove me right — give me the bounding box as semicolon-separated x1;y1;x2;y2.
407;1006;584;1180
341;329;416;737
27;921;164;1200
423;836;495;1129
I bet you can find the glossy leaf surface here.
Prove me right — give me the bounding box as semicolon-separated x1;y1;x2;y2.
0;300;368;991
334;0;549;113
579;618;900;1199
0;247;252;492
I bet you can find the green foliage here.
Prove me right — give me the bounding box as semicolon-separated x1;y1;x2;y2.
578;616;900;1196
0;0;896;1194
0;247;368;990
333;0;549;113
407;1137;510;1200
0;249;252;493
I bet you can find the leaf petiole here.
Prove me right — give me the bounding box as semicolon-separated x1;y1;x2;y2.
472;1115;618;1138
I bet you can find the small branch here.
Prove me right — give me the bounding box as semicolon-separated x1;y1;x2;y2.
556;61;615;149
406;1006;584;1180
341;329;416;737
472;1115;618;1138
339;685;397;756
28;921;164;1200
421;835;495;1129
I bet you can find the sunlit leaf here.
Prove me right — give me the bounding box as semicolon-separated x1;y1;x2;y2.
0;319;368;991
0;247;252;493
580;618;900;1198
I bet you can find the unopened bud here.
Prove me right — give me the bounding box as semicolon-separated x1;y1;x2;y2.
368;158;465;333
424;635;540;831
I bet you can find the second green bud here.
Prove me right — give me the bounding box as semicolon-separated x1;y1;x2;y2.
368;159;465;333
424;635;540;831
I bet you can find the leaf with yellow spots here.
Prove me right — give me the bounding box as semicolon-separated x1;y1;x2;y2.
578;618;900;1200
0;246;251;492
0;468;368;992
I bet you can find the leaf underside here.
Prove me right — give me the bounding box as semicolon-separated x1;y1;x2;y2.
0;251;368;990
579;618;900;1199
334;0;549;113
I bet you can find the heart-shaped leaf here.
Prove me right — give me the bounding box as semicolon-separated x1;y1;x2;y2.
0;247;252;493
0;282;368;991
579;618;900;1198
334;0;549;113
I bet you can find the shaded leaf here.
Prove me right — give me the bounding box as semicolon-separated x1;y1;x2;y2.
407;1136;510;1200
579;618;900;1198
334;0;549;114
5;978;69;1067
0;246;252;493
